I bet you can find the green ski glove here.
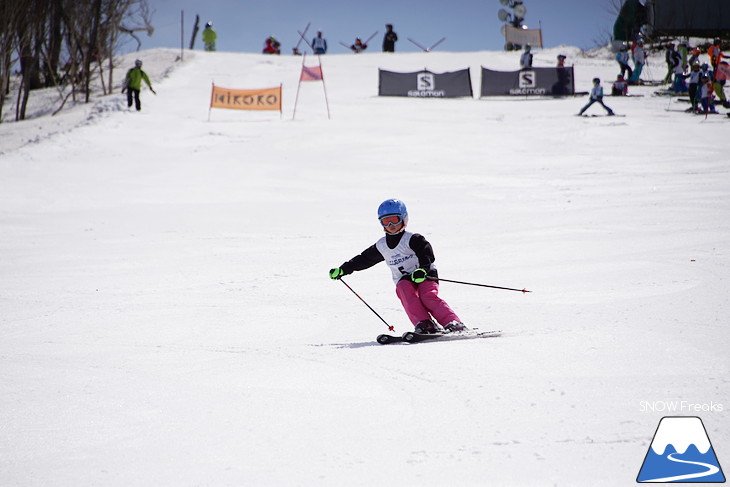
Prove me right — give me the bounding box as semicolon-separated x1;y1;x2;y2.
329;268;344;280
410;268;428;283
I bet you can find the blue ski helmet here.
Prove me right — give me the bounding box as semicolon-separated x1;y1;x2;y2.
377;198;408;228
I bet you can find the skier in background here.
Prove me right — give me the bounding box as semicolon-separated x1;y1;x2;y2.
263;36;281;54
663;43;680;84
520;44;533;69
578;78;614;116
349;38;367;53
708;38;723;71
612;74;628;96
556;54;566;68
698;72;718;114
615;45;633;80
202;22;217;52
311;31;328;54
329;199;467;334
713;60;729;108
629;39;645;84
122;59;155;111
382;24;398;52
687;63;702;112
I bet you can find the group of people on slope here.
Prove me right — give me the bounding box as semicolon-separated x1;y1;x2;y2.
199;22;399;55
663;39;727;114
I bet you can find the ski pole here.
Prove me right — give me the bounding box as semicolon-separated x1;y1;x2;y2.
339;278;395;331
428;277;531;293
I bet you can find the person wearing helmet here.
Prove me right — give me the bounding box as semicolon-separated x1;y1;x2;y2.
121;59;155;111
329;199;466;334
202;21;217;52
578;78;614;116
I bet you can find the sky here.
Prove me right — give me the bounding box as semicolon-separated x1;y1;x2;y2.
125;0;619;55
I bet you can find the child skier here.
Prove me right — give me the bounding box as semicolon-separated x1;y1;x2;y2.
329;199;466;334
578;78;615;116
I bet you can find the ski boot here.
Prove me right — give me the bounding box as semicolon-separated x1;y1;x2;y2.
444;321;468;333
414;319;444;334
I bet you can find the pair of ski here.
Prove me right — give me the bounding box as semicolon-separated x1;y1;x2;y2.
376;329;501;345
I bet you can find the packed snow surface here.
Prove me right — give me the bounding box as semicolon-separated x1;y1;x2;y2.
1;47;728;486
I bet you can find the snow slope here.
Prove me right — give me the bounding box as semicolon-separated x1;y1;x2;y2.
1;47;728;486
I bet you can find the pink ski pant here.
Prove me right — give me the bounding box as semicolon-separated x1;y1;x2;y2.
395;280;460;327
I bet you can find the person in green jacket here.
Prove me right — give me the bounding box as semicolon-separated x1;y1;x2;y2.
202;22;217;52
122;59;155;111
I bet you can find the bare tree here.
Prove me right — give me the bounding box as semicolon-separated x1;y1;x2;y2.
0;0;24;121
1;0;153;121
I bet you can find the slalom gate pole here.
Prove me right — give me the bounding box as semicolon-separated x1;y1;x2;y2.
339;278;395;331
428;277;531;293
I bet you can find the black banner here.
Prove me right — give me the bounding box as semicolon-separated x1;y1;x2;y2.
378;69;473;98
480;66;575;97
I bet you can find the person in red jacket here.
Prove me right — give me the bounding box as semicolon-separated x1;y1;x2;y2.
262;36;281;55
708;39;723;71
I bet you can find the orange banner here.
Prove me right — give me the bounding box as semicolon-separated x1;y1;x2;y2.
210;85;282;111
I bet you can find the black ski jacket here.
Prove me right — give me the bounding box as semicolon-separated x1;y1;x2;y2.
340;232;439;281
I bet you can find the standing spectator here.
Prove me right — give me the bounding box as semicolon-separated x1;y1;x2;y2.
629;39;646;84
311;30;328;54
578;78;614;116
349;38;367;53
383;24;398;52
262;36;281;55
520;44;533;69
616;45;633;80
202;22;217;52
708;38;723;71
556;54;566;68
122;59;155;111
611;74;628;96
